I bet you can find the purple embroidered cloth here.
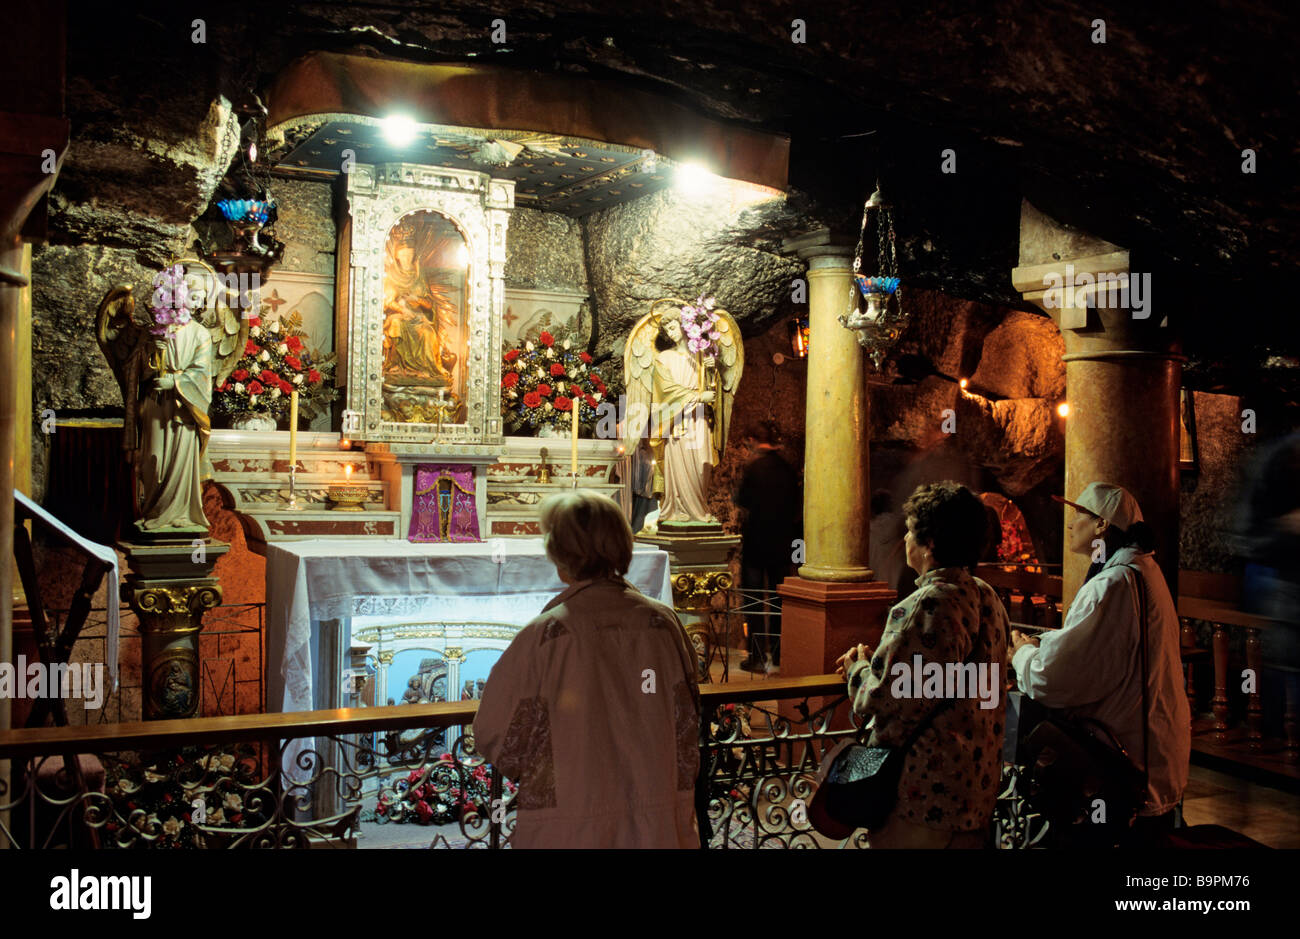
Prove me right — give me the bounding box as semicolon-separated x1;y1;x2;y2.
409;463;481;543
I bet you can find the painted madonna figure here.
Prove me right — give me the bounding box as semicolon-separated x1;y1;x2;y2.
96;263;238;536
625;298;743;527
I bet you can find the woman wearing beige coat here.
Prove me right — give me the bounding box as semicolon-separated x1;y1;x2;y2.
474;490;701;848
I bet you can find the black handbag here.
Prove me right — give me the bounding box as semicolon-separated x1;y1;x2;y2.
1021;564;1151;843
808;698;956;836
809;631;982;838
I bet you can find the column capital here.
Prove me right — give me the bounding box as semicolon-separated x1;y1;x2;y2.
783;227;857;264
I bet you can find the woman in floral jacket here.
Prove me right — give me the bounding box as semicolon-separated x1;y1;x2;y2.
838;482;1010;848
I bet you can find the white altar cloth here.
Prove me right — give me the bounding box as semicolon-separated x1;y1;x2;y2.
265;538;674;717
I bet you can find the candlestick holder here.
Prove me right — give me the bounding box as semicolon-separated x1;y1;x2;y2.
285;464;304;510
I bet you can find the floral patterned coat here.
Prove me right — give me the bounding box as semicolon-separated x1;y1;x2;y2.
846;567;1010;832
474;576;700;848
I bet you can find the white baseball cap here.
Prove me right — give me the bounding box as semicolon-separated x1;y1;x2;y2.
1052;481;1144;532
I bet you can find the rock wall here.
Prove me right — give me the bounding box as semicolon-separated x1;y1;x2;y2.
870;289;1066;498
268;177;336;276
708;319;808;533
581;186;818;357
1180;391;1252;574
505;207;588;292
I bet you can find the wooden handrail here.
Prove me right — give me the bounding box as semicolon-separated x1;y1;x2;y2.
0;675;850;759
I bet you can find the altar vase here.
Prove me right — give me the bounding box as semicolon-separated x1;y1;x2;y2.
474;490;700;848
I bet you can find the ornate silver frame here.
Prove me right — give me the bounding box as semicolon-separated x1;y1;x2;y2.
343;162;514;453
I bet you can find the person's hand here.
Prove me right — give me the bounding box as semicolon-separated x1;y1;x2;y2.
702;354;717;370
699;390;717;404
155;373;175;390
1008;629;1039;665
835;643;873;678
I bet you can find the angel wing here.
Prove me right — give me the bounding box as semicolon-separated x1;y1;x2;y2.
623;306;668;445
95;284;150;451
204;282;250;388
710;307;744;459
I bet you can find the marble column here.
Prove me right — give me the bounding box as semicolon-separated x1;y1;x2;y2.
777;230;895;681
792;234;871;581
1011;201;1182;606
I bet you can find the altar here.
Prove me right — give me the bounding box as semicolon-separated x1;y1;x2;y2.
265;537;674;719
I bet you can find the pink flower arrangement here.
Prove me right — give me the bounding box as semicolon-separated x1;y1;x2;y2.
680;295;722;356
148;264;194;334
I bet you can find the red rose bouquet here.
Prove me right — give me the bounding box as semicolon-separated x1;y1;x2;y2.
212;308;338;427
500;330;617;436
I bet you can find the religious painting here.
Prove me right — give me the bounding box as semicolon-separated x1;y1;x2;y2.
382;210;468;425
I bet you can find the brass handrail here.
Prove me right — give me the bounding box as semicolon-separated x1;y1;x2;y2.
0;675;850;759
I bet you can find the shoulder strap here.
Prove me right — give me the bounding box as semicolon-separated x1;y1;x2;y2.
1124;564;1151;787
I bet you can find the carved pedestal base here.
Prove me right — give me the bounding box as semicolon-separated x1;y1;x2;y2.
637;529;739;680
119;539;229;720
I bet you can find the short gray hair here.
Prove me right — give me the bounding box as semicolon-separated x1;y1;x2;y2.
539;490;634;580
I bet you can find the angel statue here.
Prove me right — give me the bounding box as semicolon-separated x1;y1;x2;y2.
96;260;248;536
625;297;743;527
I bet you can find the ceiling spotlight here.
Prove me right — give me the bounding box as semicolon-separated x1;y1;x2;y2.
381;114;418;147
1057;402;1070;418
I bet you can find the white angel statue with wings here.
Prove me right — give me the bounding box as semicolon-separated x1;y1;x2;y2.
95;260;249;535
624;297;743;527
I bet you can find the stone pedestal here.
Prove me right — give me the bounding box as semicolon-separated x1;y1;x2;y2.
119;538;229;720
777;578;895;730
637;525;739;672
777;578;895;675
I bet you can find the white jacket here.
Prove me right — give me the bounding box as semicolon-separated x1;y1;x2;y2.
1012;547;1190;815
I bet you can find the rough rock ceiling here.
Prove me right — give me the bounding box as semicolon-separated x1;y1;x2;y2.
273;120;672;214
55;0;1300;397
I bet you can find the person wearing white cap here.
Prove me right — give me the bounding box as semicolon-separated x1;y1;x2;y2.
1009;481;1190;844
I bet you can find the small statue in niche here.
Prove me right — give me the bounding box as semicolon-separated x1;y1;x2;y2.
96;262;245;536
624;298;744;526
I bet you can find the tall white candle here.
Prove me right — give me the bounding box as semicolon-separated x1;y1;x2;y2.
571;399;579;484
289;390;299;471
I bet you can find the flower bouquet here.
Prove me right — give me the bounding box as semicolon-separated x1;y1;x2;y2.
212;308;338;427
679;295;723;357
374;754;517;826
500;330;614;436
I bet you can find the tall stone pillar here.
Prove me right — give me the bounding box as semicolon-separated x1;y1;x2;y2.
777;230;895;679
1012;201;1182;606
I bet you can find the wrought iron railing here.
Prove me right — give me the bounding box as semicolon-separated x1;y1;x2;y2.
0;676;1042;849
